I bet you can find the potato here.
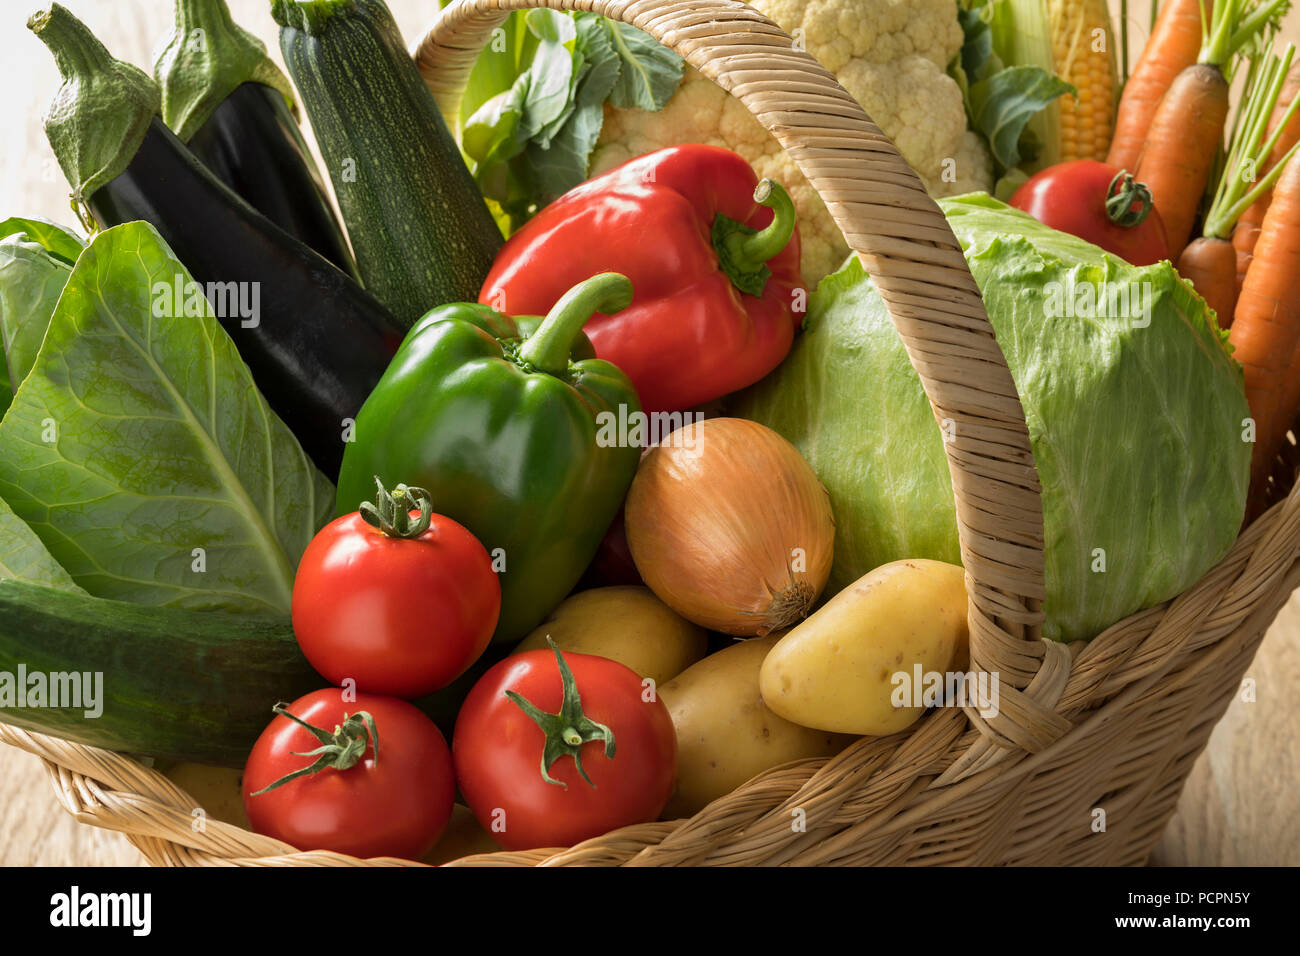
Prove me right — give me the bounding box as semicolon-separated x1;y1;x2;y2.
759;559;969;735
422;804;502;865
659;635;855;818
161;762;249;830
513;586;707;685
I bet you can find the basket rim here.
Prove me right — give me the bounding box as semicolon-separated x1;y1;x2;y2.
3;475;1298;865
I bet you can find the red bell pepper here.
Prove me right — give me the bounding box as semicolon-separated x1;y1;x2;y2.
479;146;804;414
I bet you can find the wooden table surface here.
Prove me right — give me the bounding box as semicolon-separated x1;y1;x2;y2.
0;0;1296;867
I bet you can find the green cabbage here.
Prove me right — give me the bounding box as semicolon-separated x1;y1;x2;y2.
734;193;1250;642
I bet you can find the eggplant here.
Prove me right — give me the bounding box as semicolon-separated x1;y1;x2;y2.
155;0;358;279
31;4;400;480
185;82;357;279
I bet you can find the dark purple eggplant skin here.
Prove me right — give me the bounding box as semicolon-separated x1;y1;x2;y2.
187;81;358;280
88;116;401;480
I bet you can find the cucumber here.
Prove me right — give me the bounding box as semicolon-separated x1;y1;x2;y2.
271;0;503;329
0;580;322;767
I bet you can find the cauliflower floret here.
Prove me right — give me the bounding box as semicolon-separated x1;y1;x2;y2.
592;0;992;284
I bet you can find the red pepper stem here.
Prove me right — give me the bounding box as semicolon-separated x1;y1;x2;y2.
738;179;796;265
518;273;634;375
713;179;795;296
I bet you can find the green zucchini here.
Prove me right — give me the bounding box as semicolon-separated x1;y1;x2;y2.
0;580;322;767
271;0;503;329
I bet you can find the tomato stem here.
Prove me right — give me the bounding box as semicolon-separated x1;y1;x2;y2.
249;702;379;796
359;476;435;538
505;639;616;789
1106;170;1156;228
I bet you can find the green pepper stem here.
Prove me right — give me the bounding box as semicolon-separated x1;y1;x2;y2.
517;273;634;376
358;476;435;538
29;5;160;204
156;0;297;142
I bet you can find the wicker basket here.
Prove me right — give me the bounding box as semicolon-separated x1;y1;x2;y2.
3;0;1299;867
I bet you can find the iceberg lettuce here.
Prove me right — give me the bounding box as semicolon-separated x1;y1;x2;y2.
734;193;1250;642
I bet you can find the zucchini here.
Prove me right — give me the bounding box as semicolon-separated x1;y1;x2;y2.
0;580;321;767
272;0;503;328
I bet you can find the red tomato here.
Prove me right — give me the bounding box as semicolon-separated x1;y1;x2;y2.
1008;160;1170;266
242;689;454;859
292;500;500;699
453;645;677;851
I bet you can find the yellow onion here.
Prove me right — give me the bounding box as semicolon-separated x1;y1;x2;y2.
624;417;834;635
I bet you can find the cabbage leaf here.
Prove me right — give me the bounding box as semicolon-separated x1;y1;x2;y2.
735;194;1250;642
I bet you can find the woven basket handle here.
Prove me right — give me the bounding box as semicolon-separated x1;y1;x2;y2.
416;0;1052;737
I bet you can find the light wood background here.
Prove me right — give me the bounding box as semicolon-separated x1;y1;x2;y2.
0;0;1295;867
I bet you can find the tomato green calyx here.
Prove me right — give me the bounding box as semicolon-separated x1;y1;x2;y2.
517;273;633;376
359;476;434;539
1105;171;1155;228
504;638;616;790
713;178;795;297
250;703;380;796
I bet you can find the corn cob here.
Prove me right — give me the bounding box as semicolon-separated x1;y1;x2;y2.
1050;0;1120;162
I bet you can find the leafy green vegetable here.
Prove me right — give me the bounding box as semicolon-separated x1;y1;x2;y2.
0;217;84;264
969;65;1076;170
455;8;683;231
605;19;682;110
735;194;1250;643
951;0;1073;186
0;218;85;418
0;221;333;615
0;495;82;593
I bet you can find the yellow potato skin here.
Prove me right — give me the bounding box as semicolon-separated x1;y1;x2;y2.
659;634;855;819
513;586;708;686
161;762;249;830
759;560;969;736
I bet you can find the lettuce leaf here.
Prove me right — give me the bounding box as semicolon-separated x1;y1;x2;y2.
0;218;85;417
0;495;82;593
0;221;333;614
735;194;1250;643
455;9;683;232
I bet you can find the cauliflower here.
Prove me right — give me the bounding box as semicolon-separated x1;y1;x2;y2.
591;0;992;284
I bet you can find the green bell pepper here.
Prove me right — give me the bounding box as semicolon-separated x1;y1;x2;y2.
337;273;643;644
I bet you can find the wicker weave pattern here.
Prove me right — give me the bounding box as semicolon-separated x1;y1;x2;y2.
1;0;1295;866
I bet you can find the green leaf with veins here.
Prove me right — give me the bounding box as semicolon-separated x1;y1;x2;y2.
605;19;683;111
0;217;85;417
0;495;82;592
0;221;333;614
523;15;622;205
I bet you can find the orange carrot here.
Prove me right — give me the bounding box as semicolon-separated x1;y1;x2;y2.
1233;65;1300;298
1178;236;1238;324
1136;63;1232;252
1108;0;1210;173
1230;154;1300;502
